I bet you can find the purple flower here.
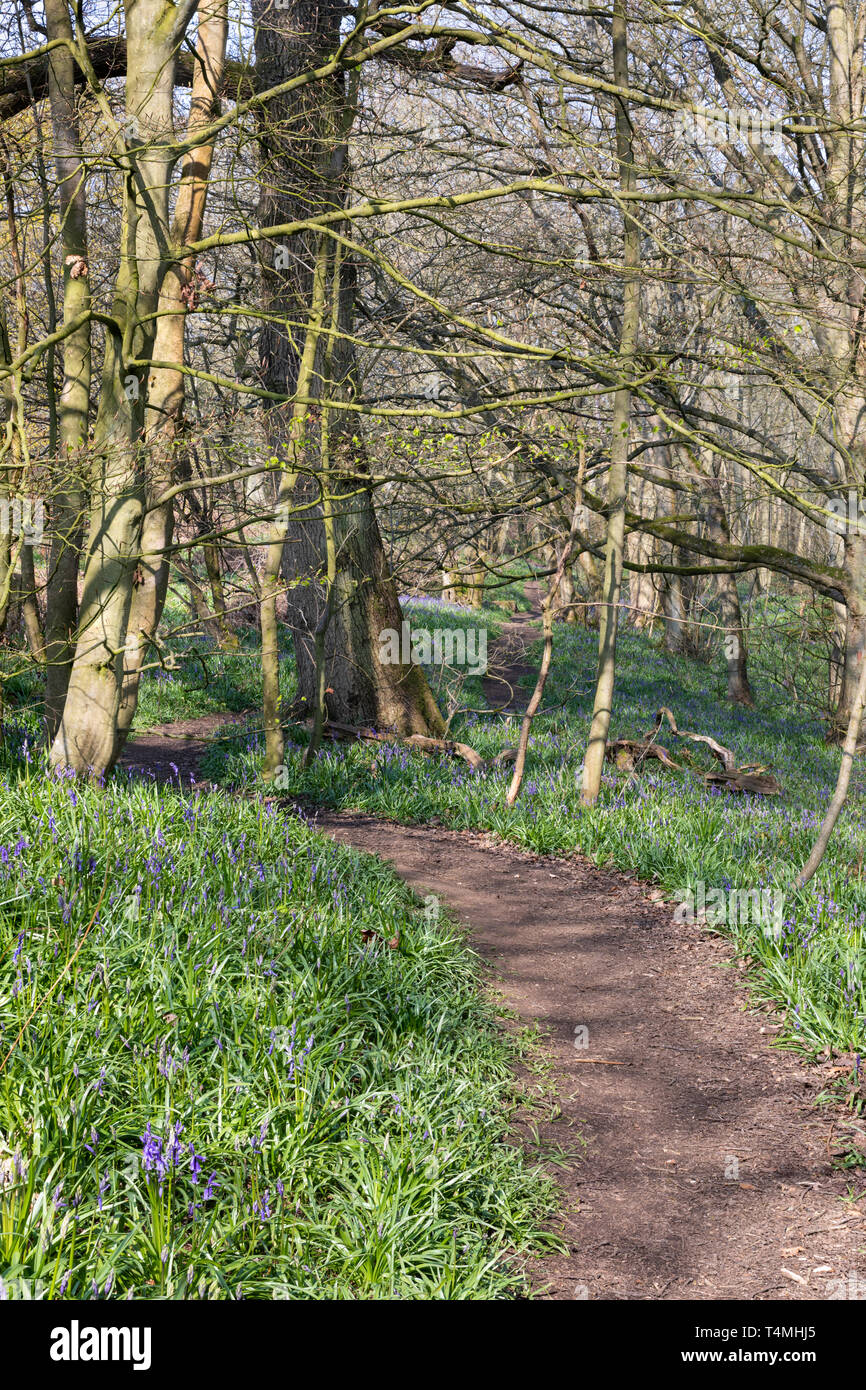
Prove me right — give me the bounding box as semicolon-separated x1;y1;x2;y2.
252;1189;272;1221
188;1143;204;1185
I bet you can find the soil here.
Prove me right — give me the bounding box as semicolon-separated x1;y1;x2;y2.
119;613;866;1300
481;582;544;713
313;810;866;1300
117;711;254;785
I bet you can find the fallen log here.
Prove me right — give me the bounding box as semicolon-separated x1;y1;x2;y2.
607;739;683;773
704;769;782;796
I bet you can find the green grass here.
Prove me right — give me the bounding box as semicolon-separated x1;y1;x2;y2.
0;729;557;1300
131;588;287;729
132;637;271;727
206;617;866;1062
395;596;504;715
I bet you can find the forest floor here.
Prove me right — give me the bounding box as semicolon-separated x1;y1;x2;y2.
119;605;866;1300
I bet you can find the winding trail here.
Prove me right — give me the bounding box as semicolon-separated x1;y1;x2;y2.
313;811;866;1299
120;605;866;1300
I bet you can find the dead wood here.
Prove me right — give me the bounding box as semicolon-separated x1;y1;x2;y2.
606;739;683;773
605;709;782;795
655;706;737;772
705;769;782;795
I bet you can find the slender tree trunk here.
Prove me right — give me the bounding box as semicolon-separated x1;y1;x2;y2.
576;548;603;626
661;569;687;653
114;0;228;760
18;545;44;661
559;564;578;623
176;560;222;644
304;269;340;769
627;533;657;629
834;531;866;739
829;599;847;715
0;524;11;633
507;492;582;805
794;637;866;889
0;302;17;634
582;0;640;806
627;476;657;629
203;541;239;650
42;0;91;739
705;472;754;705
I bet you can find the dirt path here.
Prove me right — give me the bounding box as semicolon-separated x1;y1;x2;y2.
119;614;866;1300
117;711;254;785
481;581;544;713
312;810;866;1299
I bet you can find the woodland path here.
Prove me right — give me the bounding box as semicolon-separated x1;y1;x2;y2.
120;603;866;1300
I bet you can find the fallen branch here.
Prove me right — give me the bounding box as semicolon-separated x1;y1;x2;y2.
704;769;782;796
607;739;683;773
655;706;737;772
605;710;782;795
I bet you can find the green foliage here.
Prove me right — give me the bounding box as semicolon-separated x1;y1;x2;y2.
210;622;866;1057
0;744;555;1299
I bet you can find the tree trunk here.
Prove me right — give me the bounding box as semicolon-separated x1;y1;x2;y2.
18;545;45;661
582;0;639;806
627;531;657;630
252;0;444;779
627;474;657;630
834;532;866;738
203;541;239;650
662;570;686;653
559;564;578;623
114;0;228;760
795;635;866;888
576;547;603;626
507;492;582;804
42;0;91;740
705;475;754;705
50;2;185;775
